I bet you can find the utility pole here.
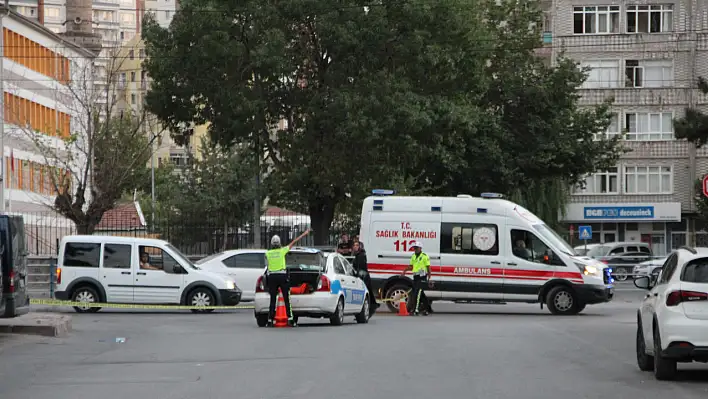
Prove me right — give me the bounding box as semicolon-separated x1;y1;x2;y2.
253;135;261;248
0;1;10;213
149;126;155;230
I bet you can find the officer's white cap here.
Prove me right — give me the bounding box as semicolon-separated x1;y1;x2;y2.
271;235;281;245
410;241;422;249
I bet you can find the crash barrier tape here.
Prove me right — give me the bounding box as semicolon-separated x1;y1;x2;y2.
30;297;402;310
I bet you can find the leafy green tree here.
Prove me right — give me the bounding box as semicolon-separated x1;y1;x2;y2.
143;0;623;244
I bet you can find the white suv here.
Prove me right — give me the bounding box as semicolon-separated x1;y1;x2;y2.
55;236;242;313
634;246;708;380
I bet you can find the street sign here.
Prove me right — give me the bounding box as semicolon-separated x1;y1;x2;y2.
703;175;708;198
578;225;592;240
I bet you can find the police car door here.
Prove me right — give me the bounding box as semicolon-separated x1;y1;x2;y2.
340;256;366;312
505;225;561;301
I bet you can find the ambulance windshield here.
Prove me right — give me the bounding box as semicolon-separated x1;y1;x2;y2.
532;224;576;256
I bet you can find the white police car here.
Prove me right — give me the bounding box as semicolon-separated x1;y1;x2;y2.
253;248;371;326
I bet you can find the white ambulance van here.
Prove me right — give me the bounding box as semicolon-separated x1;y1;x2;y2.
360;191;614;315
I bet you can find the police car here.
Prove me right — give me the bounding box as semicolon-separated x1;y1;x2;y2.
253;248;371;326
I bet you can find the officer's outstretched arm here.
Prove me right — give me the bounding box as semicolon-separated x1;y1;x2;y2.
288;228;312;249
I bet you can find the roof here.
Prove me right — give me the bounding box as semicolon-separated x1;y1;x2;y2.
96;202;147;230
61;235;167;246
0;7;97;58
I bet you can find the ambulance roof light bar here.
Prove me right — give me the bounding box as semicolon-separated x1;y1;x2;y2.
480;192;504;199
372;189;395;196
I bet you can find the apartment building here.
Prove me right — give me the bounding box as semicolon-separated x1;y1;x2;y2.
549;0;708;255
1;6;96;252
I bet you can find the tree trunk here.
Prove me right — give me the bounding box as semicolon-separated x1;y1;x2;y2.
76;222;96;235
308;198;337;246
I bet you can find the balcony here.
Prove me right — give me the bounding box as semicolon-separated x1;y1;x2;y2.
542;32;552;44
534;32;553;57
577;87;699;106
557;33;691;54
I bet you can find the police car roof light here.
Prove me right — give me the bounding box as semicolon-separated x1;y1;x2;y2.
480;192;504;199
372;189;395;196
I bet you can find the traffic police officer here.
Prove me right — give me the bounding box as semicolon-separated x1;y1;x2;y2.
265;228;311;327
402;240;432;316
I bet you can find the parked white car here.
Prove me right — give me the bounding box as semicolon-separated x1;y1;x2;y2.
196;249;267;301
55;235;242;313
634;246;708;380
633;257;667;278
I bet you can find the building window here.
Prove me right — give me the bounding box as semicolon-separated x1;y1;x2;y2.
119;72;126;88
626;5;673;33
120;31;125;40
573;6;620;34
129;50;134;60
625;59;673;88
574;167;619;195
45;7;60;18
139;49;145;58
594;113;620;139
131;93;137;104
625;166;672;194
121;12;135;24
581;60;619;88
131;71;136;82
625;112;674;141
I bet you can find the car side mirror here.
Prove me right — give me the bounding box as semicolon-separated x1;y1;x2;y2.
634;276;652;290
173;265;185;274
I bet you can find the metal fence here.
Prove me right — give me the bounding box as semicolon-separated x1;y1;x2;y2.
18;210;359;256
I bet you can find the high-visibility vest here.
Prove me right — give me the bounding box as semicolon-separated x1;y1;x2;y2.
266;247;289;272
410;253;430;275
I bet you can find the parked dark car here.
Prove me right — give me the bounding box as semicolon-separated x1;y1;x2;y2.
0;215;30;318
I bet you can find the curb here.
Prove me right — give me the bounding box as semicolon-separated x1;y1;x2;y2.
0;312;72;337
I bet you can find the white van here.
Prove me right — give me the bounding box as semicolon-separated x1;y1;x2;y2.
360;192;614;315
54;235;242;313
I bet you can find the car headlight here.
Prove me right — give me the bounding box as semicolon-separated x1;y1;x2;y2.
575;263;603;277
225;280;236;290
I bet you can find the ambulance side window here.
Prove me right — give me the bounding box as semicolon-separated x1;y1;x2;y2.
510;229;561;266
440;223;499;256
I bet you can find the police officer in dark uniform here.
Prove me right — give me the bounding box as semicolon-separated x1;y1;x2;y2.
352;241;379;314
265;229;311;327
402;240;432;316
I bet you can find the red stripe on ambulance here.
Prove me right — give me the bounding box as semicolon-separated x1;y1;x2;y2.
368;263;584;282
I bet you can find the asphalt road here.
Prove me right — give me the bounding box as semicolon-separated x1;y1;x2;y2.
0;285;706;399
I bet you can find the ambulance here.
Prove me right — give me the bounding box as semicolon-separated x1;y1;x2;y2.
359;190;614;315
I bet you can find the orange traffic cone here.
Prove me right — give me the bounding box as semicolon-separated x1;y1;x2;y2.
274;290;289;327
398;298;409;316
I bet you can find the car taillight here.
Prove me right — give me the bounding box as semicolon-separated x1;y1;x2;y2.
317;275;330;292
56;267;62;285
666;290;708;306
8;271;14;293
255;276;265;293
600;260;609;264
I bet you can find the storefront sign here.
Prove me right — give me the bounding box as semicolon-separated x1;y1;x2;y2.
563;203;681;222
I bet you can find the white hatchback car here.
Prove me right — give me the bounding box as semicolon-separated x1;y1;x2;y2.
253;249;370;327
634;246;708;380
196;249;267;301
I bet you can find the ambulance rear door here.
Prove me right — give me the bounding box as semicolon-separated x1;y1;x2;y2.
367;197;442;299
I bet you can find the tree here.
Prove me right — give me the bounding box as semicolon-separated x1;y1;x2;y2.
143;0;623;244
10;48;161;234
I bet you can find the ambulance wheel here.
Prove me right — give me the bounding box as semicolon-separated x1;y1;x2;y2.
546;286;580;315
384;283;411;313
255;313;268;327
330;298;345;326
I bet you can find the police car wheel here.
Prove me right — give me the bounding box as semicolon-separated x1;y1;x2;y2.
330;298;345;326
255;313;268;327
356;295;370;324
546;286;579;315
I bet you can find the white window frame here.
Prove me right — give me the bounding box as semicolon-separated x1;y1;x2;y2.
121;12;135;24
624;111;674;141
581;60;620;89
594;112;620;140
625;59;673;88
626;5;673;33
624;165;673;194
573;6;620;35
44;7;60;19
574;167;620;195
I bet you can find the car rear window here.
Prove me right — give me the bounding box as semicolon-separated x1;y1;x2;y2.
287;252;325;271
681;260;708;283
63;243;100;267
